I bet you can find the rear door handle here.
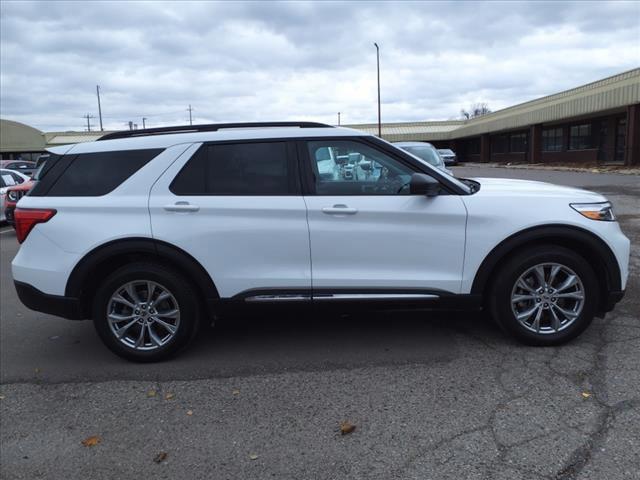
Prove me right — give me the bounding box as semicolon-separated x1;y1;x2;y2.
164;201;200;212
321;204;358;215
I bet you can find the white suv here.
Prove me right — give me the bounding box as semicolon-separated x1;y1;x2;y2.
11;122;630;361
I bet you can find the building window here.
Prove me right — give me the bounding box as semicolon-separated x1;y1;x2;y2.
491;135;508;154
542;128;563;152
509;133;527;153
569;124;593;150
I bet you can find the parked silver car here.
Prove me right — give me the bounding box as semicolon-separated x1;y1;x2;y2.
437;148;458;166
395;142;452;175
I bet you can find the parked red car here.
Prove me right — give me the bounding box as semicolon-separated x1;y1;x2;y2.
4;179;34;225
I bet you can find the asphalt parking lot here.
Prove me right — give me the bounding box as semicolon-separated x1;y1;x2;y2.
1;166;638;480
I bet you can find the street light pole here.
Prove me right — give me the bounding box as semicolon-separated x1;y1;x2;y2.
374;43;381;138
96;85;104;131
337;112;341;126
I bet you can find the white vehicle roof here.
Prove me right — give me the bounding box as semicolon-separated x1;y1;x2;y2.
0;168;30;182
48;126;369;155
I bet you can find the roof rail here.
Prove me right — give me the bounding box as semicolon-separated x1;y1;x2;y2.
97;121;334;141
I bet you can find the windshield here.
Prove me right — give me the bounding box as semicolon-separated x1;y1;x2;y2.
402;146;444;168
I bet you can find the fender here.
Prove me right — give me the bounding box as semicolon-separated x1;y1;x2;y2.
470;224;622;300
65;237;219;316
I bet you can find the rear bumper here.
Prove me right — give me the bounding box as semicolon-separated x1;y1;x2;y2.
14;281;85;320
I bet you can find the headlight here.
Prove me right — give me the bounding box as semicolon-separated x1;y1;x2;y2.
570;202;616;221
7;190;19;201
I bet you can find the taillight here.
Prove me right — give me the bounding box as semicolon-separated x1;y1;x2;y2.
14;208;56;244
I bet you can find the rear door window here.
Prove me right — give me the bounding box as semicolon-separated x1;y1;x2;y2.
170;142;295;195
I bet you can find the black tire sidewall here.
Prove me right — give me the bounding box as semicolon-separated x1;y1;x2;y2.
490;246;598;345
93;263;200;362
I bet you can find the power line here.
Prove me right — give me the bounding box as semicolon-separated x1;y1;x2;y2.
101;110;186;119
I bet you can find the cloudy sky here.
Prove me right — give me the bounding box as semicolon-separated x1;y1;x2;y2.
1;1;639;132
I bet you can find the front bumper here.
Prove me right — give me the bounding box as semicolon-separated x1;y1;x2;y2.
14;281;86;320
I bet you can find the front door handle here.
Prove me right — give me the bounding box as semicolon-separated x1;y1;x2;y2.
164;201;200;212
322;204;358;215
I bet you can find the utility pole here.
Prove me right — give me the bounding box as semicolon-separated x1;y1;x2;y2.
374;42;381;138
83;114;95;132
338;112;341;126
96;85;104;131
142;117;147;129
187;105;193;126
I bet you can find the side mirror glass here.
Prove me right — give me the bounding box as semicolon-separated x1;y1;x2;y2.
409;173;440;197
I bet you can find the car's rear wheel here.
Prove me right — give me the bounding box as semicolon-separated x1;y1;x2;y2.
93;262;201;362
489;245;598;345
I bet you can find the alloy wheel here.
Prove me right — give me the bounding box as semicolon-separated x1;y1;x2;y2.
106;280;181;351
510;263;585;334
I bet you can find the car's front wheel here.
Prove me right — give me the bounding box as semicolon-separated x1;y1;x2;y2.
93;262;201;362
489;245;598;345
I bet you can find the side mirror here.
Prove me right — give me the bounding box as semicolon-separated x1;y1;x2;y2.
410;173;441;197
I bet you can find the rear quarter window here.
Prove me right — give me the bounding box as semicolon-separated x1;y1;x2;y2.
43;149;163;196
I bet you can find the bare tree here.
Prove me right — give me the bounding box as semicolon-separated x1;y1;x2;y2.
460;103;492;120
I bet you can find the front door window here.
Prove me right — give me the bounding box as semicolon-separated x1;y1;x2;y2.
307;140;414;195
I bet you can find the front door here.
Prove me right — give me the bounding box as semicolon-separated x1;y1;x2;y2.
301;139;468;296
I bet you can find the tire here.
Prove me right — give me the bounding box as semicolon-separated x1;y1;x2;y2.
92;262;201;362
488;245;599;346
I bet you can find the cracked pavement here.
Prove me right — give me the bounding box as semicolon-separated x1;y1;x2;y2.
1;167;638;479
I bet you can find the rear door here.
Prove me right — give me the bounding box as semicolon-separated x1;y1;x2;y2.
301;138;467;295
149;140;311;299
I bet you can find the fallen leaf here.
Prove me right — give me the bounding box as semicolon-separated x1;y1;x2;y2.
0;395;5;400
582;392;592;398
340;421;356;435
147;389;157;398
232;390;240;395
186;410;193;416
81;435;101;447
249;453;259;460
165;392;174;400
154;452;168;463
34;368;40;374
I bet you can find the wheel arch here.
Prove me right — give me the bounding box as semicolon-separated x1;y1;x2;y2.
470;225;621;313
65;237;219;318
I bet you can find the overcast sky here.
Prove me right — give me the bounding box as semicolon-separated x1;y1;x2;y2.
1;0;639;132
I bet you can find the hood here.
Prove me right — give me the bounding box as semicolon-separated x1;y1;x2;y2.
471;177;606;201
